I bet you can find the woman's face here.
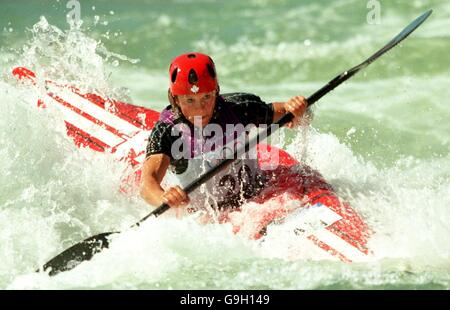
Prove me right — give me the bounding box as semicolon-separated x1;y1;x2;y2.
175;91;216;127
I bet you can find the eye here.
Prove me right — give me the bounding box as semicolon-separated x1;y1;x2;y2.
204;94;211;100
187;98;194;104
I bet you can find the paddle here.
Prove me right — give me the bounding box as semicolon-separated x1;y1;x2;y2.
40;9;432;276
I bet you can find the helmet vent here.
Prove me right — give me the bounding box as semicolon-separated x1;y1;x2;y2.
171;68;178;83
188;69;198;84
187;54;196;58
207;63;216;78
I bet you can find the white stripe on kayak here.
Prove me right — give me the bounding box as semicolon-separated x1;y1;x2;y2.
314;229;369;262
112;129;150;161
284;203;342;231
133;153;146;164
47;84;140;137
45;94;125;147
282;203;369;261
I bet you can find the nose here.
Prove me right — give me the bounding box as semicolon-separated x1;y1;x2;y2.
188;99;203;109
197;98;210;108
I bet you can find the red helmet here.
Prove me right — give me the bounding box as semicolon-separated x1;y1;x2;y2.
169;52;218;96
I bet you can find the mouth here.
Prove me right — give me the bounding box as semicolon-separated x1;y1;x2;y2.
189;114;212;124
191;115;208;119
199;114;212;120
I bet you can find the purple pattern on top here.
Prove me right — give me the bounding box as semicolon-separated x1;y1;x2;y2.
159;107;176;125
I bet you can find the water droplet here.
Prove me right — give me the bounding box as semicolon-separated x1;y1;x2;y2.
110;11;114;15
304;39;311;46
92;6;96;10
112;60;119;67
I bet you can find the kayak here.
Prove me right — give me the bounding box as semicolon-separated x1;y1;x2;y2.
13;67;371;263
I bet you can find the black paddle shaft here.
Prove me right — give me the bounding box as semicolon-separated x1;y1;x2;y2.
41;10;432;276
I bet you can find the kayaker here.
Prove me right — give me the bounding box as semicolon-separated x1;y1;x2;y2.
140;52;307;216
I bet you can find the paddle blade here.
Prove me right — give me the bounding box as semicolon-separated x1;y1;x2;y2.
306;9;433;106
40;232;117;276
358;9;433;70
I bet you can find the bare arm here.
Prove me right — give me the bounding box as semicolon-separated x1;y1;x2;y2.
140;154;189;208
272;102;288;122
